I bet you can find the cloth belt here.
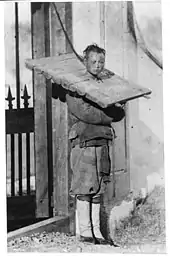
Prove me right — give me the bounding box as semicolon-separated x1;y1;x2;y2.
71;137;110;148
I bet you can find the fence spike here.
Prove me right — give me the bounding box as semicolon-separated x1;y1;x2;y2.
21;85;31;108
5;86;15;109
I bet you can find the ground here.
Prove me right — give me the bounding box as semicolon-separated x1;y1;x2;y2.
7;186;166;253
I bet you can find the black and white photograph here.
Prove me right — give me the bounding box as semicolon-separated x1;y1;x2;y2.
4;0;167;253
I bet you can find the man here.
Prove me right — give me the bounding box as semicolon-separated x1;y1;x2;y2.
66;44;125;245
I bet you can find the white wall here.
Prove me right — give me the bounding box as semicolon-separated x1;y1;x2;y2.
73;1;163;141
72;1;164;192
72;2;101;55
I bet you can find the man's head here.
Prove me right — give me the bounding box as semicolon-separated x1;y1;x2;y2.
83;44;105;76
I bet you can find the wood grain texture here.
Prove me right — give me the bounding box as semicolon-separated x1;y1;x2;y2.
50;2;66;56
25;54;151;108
7;214;74;241
113;118;126;174
32;3;49;217
104;2;130;200
53;100;70;216
65;3;73;54
122;1;139;194
50;2;75;235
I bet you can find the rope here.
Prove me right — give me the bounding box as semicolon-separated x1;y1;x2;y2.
52;3;83;64
52;2;162;70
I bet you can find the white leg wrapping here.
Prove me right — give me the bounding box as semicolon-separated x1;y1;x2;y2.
76;209;80;237
92;203;105;239
76;199;93;238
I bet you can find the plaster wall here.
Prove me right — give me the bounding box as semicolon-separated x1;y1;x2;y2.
72;1;164;193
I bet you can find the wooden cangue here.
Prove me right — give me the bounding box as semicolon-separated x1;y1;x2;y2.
25;53;151;108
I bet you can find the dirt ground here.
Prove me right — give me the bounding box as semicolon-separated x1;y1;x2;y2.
7;186;166;253
7;232;166;253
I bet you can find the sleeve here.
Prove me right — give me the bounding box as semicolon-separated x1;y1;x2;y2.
66;93;125;125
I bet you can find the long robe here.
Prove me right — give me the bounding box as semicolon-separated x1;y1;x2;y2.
66;93;125;195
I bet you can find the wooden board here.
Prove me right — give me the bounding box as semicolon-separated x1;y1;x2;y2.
25;53;151;108
7;214;74;241
32;3;50;218
53;100;70;216
51;2;75;235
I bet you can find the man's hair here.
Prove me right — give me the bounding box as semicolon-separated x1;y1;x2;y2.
83;43;106;59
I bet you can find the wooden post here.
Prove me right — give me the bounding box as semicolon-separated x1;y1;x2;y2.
110;1;139;199
51;2;75;234
100;2;105;49
122;1;139;193
31;3;52;217
53;100;69;216
102;1;129;201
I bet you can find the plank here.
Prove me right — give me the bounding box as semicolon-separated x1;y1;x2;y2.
104;2;129;201
50;2;66;56
51;2;75;235
7;214;74;241
52;93;74;218
25;54;75;70
65;3;73;53
32;3;49;217
46;79;53;217
113;119;126;174
53;100;70;216
25;54;151;108
34;74;50;217
123;1;138;195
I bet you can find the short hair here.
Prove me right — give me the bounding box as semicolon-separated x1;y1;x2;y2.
83;43;106;59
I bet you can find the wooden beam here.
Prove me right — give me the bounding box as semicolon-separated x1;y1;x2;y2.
31;3;49;217
25;55;151;109
46;79;53;217
7;214;74;242
100;1;105;49
50;2;66;56
122;1;139;193
52;97;75;235
65;2;73;53
53;99;69;216
102;2;129;201
44;3;54;217
50;2;75;234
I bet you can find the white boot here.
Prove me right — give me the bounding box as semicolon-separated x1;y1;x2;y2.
76;199;93;239
92;203;105;240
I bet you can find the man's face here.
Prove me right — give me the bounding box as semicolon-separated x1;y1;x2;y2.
84;51;105;76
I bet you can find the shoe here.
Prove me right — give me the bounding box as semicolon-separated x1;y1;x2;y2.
92;202;119;247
